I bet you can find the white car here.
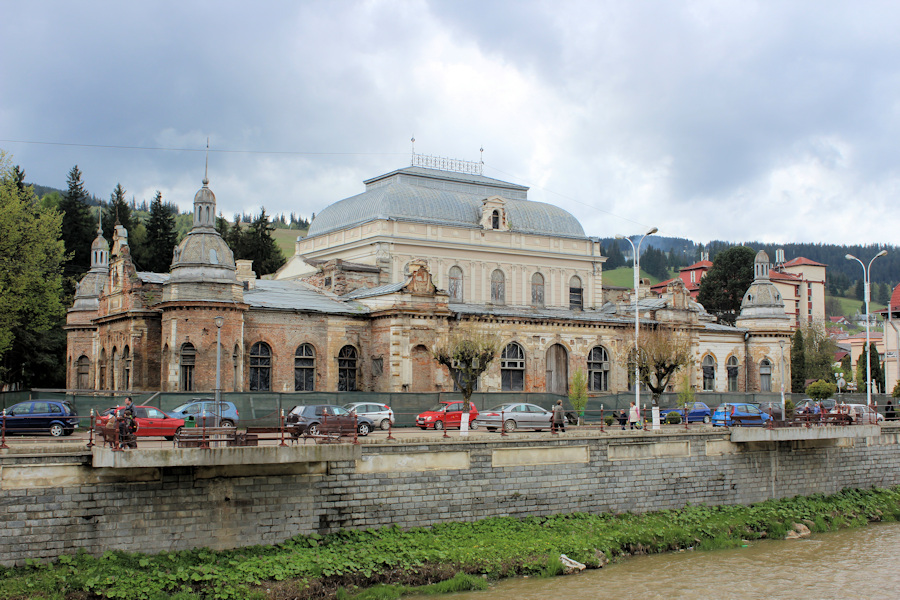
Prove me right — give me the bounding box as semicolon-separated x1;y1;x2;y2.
343;402;394;430
830;403;884;424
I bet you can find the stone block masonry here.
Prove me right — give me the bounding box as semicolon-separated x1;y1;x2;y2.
3;429;900;566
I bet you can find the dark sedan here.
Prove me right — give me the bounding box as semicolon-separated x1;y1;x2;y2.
285;404;374;436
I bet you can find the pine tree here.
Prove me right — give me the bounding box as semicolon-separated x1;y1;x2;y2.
143;191;178;273
241;208;285;276
853;278;865;301
58;165;97;283
790;328;806;392
103;183;134;243
856;342;884;394
603;241;626;270
696;245;756;325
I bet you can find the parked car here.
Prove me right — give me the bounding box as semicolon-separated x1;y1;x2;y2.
757;401;790;421
343;402;393;430
416;401;479;431
830;403;884;425
168;399;240;427
712;403;772;427
285;404;374;436
2;400;79;437
97;405;185;440
660;401;712;424
479;402;556;432
794;398;837;414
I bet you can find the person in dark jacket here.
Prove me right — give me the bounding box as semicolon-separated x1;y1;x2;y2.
551;400;566;433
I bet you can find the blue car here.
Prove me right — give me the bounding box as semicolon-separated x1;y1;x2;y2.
3;400;79;436
660;401;712;424
169;399;240;427
712;403;772;427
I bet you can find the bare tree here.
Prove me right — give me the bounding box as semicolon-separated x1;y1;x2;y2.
433;327;501;411
628;326;693;405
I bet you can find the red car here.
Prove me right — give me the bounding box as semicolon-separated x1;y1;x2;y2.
97;405;185;440
416;401;479;430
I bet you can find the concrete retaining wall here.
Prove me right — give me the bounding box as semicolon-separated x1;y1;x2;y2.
2;429;900;566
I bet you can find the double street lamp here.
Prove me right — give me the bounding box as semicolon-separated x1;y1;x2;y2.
846;250;887;408
214;316;225;426
616;227;658;428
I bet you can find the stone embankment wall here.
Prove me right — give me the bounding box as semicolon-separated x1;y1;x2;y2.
2;428;900;566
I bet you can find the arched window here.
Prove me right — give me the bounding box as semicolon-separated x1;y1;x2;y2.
569;276;583;310
180;343;196;391
501;342;525;391
759;358;772;392
490;269;505;305
294;343;316;391
232;345;240;392
99;348;107;390
587;346;610;392
122;346;131;390
76;355;91;390
448;266;464;303
727;356;739;392
111;347;118;390
338;345;358;392
249;342;271;391
491;209;500;229
702;354;716;392
531;272;545;307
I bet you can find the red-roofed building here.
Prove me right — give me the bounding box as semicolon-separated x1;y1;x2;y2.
875;283;900;397
650;259;712;299
770;252;826;327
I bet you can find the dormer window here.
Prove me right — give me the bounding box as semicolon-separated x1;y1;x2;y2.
492;210;500;229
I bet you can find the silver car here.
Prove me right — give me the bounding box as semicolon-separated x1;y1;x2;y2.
479;402;558;432
343;402;394;430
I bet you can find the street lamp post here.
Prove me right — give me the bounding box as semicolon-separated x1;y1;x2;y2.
616;226;658;429
846;250;887;409
779;340;785;422
214;316;225;427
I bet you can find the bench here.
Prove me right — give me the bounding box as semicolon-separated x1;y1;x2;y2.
174;427;239;448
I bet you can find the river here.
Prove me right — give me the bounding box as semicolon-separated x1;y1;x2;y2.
410;521;900;600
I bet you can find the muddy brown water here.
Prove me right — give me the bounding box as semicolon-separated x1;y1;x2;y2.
409;521;900;600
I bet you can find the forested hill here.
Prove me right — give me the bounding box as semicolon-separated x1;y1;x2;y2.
599;236;899;286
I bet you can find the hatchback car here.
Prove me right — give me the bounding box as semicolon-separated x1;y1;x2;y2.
830;403;884;425
3;400;79;436
712;402;772;427
660;401;712;424
168;399;240;427
416;401;479;430
343;402;393;430
479;402;554;432
97;405;185;440
286;404;374;436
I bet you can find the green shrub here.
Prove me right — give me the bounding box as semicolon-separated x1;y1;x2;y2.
665;412;682;424
604;415;615;426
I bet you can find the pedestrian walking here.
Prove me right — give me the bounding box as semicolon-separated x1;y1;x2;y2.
886;400;896;421
552;399;566;433
629;401;640;430
617;409;627;430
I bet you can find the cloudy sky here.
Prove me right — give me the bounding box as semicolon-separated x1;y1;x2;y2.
2;0;899;245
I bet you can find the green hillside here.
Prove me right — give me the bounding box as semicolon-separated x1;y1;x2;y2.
272;227;306;259
603;266;668;288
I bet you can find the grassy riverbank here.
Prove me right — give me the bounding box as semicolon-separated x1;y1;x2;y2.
3;487;900;600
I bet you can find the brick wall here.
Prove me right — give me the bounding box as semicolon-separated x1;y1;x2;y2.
2;430;900;566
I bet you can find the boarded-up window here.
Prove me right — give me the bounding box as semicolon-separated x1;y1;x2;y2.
448;266;463;302
180;343;196;392
531;272;545;307
569;276;583;310
491;269;505;305
501;343;525;391
587;346;609;392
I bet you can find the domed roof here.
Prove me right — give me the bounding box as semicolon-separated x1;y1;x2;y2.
194;178;216;206
91;233;109;252
306;167;586;239
738;250;788;320
171;231;235;270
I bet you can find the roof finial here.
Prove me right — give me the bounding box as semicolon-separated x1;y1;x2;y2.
411;135;416;165
203;137;209;186
97;205;103;236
